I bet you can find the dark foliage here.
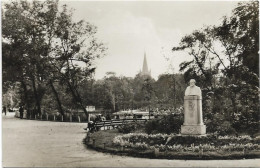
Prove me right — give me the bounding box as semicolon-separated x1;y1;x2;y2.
118;122;143;134
145;114;183;134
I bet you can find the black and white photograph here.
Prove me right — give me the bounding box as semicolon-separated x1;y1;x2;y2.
1;0;259;167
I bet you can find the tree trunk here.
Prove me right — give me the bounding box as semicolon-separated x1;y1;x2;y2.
21;80;30;112
111;94;116;112
230;93;236;121
67;81;88;119
192;53;213;89
31;77;41;115
49;80;64;116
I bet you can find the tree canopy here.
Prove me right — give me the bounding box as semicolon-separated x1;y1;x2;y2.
2;0;106;117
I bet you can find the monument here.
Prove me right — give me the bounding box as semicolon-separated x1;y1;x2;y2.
181;79;206;135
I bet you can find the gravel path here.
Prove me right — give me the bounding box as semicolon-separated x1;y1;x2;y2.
2;113;260;167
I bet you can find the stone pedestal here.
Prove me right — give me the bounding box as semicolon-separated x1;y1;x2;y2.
181;95;206;135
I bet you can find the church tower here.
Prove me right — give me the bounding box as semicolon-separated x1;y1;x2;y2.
140;52;151;77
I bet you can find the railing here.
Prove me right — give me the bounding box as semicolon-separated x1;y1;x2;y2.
15;111;85;123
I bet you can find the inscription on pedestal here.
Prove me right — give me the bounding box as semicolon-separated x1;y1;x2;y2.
186;127;195;134
181;125;206;135
188;100;195;118
185;96;198;125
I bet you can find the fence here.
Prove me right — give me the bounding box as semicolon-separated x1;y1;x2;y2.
15;111;88;123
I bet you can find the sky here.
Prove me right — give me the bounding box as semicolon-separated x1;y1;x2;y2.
61;1;238;80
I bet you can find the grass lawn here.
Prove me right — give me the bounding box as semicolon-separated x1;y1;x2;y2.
85;129;122;149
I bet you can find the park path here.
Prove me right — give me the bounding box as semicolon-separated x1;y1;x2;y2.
2;112;260;167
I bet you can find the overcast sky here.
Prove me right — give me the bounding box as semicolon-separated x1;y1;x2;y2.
61;1;238;80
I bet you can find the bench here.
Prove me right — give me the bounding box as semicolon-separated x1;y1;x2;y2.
93;120;122;130
93;119;148;131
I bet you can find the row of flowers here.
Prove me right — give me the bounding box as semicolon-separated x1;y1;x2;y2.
113;133;260;152
115;133;255;140
114;133;260;146
218;135;252;140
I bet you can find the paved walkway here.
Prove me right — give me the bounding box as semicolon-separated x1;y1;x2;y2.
2;113;260;167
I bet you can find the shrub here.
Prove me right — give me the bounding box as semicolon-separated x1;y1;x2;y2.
217;121;237;136
144;113;183;134
205;113;237;136
144;119;160;134
118;122;142;134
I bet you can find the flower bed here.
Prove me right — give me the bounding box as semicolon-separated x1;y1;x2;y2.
85;130;260;159
113;133;260;153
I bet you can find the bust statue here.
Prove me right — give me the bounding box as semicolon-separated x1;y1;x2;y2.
182;79;206;135
185;79;202;97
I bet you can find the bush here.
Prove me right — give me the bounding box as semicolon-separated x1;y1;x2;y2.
205;113;237;136
144;113;183;134
118;122;141;134
217;121;237;136
145;120;160;134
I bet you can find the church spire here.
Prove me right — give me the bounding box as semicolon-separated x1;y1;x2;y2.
142;52;149;74
141;51;151;77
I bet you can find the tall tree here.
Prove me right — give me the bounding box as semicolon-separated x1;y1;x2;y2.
49;4;106;117
2;0;106;118
172;1;259;134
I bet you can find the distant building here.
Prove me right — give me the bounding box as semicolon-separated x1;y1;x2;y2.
140;52;151;77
